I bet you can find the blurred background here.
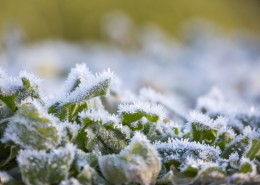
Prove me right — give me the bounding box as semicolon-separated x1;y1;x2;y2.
0;0;260;105
1;0;260;41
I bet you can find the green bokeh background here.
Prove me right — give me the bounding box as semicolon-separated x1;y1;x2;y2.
0;0;260;41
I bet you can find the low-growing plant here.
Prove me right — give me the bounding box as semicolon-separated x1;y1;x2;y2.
0;64;259;185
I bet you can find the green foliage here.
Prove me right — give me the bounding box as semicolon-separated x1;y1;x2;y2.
0;65;259;185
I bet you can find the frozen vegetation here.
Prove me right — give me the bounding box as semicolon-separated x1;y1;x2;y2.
0;16;260;185
0;61;259;185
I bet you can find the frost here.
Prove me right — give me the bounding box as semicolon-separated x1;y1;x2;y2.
188;111;215;129
242;126;260;140
63;63;93;93
17;144;75;185
119;101;166;118
79;108;119;125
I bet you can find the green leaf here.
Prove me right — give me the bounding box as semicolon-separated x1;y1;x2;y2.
191;122;218;145
81;123;129;154
17;144;75;185
0;93;18;112
49;75;111;122
240;162;253;174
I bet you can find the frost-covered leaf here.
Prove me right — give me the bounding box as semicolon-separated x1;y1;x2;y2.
215;128;236;151
17;144;75;185
77;165;109;185
222;127;260;159
144;121;180;142
76;109;130;154
243;127;260;160
0;101;14;121
72;149;98;174
118;102;166;131
99;133;161;185
239;158;257;175
221;136;249;159
2;101;61;150
155;138;221;171
63;63;93;93
0;71;41;112
49;66;113;122
188;111;224;145
60;122;80;144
